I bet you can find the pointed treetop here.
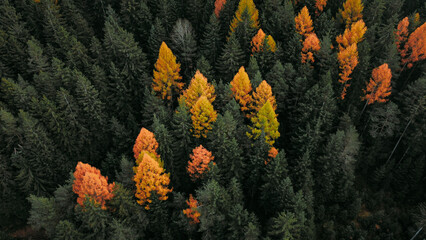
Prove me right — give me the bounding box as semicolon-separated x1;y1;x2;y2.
336;20;367;50
181;70;216;109
183;194;201;224
230;66;253;113
214;0;227;17
302;33;321;63
187;145;215;181
295;6;313;37
315;0;327;14
251;80;277;115
133;127;159;160
362;63;392;104
339;0;363;27
229;0;259;34
402;22;426;69
395;17;409;59
247;100;280;146
190;96;218;138
152;41;183;101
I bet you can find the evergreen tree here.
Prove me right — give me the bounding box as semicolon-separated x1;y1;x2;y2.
200;14;222;66
216;33;245;82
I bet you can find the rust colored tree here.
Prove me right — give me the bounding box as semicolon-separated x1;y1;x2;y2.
214;0;226;17
190;96;218;138
183;194;201;224
187;145;214;181
295;6;313;37
395;17;409;60
231;66;253;113
181;70;216;109
251;29;277;53
402;22;426;69
302;33;321;63
152;42;184;101
362;63;392;104
250;80;277;116
315;0;327;15
134;154;172;209
72;162;115;210
133;127;159;160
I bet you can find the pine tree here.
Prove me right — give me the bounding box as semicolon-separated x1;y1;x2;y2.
265;61;290;114
152;42;184;101
200;14;222;66
216;33;245;81
152;115;175;176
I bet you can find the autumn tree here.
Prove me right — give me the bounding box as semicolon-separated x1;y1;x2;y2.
302;33;321;63
152;42;184;101
247;101;280;146
133;127;159;160
183;194;201;224
339;0;363;27
229;0;259;34
230;66;253;113
72;162;115;210
395;17;409;60
250;80;277;117
315;0;327;15
402;22;426;69
134;154;172;209
190;96;218;138
181;70;216;109
214;0;226;17
336;20;367;49
362;63;392;104
295;6;313;37
251;29;277;53
187;145;215;181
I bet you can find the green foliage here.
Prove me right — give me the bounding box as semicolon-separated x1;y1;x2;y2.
216;33;245;82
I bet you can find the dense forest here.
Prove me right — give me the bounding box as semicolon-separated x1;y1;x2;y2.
0;0;425;239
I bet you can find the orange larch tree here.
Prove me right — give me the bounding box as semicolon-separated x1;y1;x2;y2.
231;66;253;113
72;162;115;210
337;44;359;99
315;0;327;15
251;29;277;53
402;22;426;69
339;0;363;27
214;0;226;18
134;154;172;209
362;63;392;104
250;80;277;115
302;33;321;63
395;17;409;60
183;194;201;224
190;96;218;138
336;20;367;49
187;145;215;181
229;0;259;34
133;127;159;160
295;6;313;37
152;42;184;101
181;70;216;109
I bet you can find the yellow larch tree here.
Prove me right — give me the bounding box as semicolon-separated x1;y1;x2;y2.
251;29;277;53
337;43;359;99
190;96;218;138
134;154;172;210
229;0;259;34
247;101;280;146
152;42;184;101
339;0;364;27
295;6;313;37
336;20;367;50
230;66;253;113
180;70;216;109
250;80;277;116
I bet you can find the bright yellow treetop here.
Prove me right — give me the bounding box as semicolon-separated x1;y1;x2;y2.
152;42;184;101
229;0;259;33
134;154;172;210
250;80;277;115
190;96;218;138
231;66;253;113
339;0;363;27
247;101;280;146
336;20;367;50
181;70;216;109
295;6;313;37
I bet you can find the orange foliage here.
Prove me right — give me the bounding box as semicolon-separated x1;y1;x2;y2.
336;20;367;50
72;162;115;210
133;128;159;160
229;0;259;34
183;194;201;224
190;96;218;138
251;29;266;53
302;33;321;63
337;44;359;99
187;145;214;181
251;80;277;115
339;0;363;27
315;0;327;14
268;147;278;158
134;154;172;209
231;66;253;113
295;6;313;37
395;17;409;59
402;22;426;69
214;0;226;17
181;70;216;109
152;42;184;101
362;63;392;104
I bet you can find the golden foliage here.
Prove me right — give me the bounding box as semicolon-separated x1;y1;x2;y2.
133;128;159;160
250;80;277;116
337;44;359;99
190;96;218;138
229;0;259;33
251;29;266;53
152;42;184;101
362;63;392;104
231;66;253;113
72;162;115;210
302;33;321;63
134;154;172;209
339;0;363;27
181;70;216;109
183;194;201;224
295;6;313;37
336;20;367;50
187;145;214;181
247;101;280;146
